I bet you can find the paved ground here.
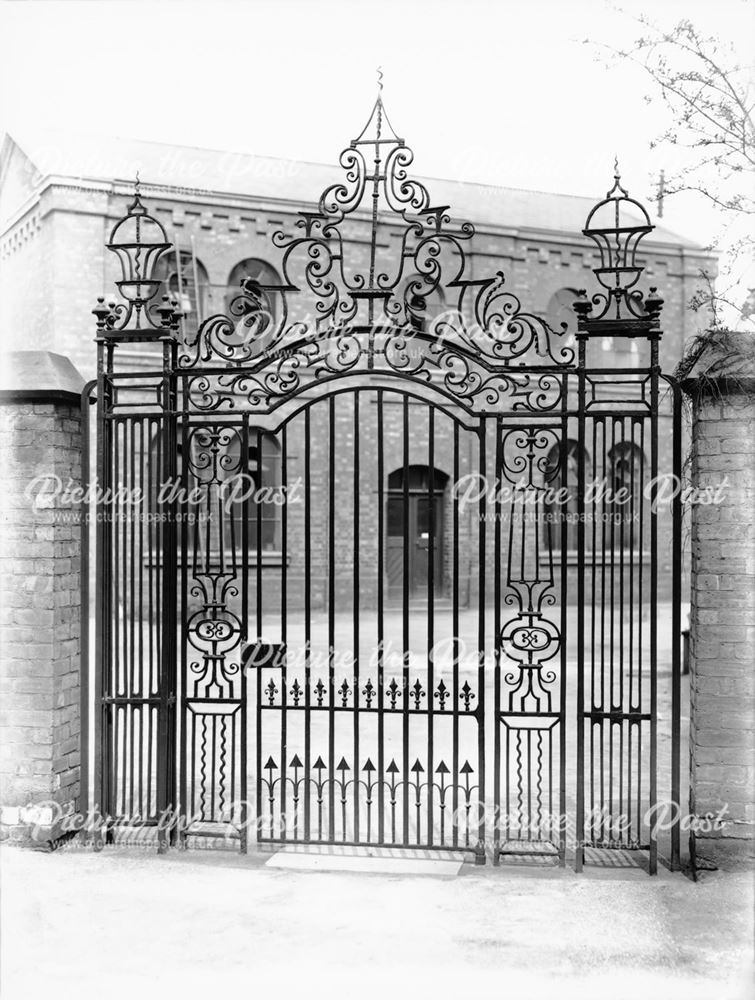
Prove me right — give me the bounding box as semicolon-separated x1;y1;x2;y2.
2;843;752;999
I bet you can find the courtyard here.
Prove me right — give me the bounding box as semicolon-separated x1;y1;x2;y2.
2;843;752;999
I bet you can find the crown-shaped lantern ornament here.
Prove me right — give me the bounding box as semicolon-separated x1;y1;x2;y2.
99;176;175;336
573;161;664;335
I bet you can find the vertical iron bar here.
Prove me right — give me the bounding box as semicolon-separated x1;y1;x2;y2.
559;380;570;864
255;426;264;838
649;338;659;874
157;338;178;852
628;417;636;845
279;422;287;845
240;420;249;851
670;382;682;870
608;417;616;841
427;405;435;846
79;383;94;823
256;428;263;639
147;417;155;820
452;421;460;848
128;418;136;819
493;417;502;863
402;395;410;844
328;397;336;841
476;419;486;863
178;405;189;846
377;391;385;844
137;419;145;820
353;393;360;844
304;407;312;841
637;417;646;839
575;334;587;872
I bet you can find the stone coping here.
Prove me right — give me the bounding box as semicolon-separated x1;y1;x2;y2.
0;351;84;404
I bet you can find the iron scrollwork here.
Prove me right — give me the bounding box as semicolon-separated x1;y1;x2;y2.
173;93;575;414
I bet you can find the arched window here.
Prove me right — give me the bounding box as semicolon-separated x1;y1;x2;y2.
148;429;282;558
154;250;209;325
607;441;645;528
543;439;590;551
544;288;577;361
546;288;579;335
397;276;447;333
225;259;280;319
226;431;282;552
387;465;449;492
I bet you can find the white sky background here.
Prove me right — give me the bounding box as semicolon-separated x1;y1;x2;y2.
0;0;752;250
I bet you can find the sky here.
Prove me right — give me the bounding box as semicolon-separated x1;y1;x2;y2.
0;0;752;249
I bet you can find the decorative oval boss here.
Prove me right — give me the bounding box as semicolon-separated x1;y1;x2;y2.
196;619;234;642
509;626;550;650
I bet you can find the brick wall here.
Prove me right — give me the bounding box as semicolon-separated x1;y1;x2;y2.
0;396;81;828
686;376;755;866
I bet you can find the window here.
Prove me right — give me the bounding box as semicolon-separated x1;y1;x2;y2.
607;441;645;528
387;465;448;492
398;276;446;333
546;288;578;335
154;250;209;325
147;429;282;558
601;336;640;366
545;288;577;360
543;439;590;551
226;431;282;552
225;259;280;319
386;465;448;595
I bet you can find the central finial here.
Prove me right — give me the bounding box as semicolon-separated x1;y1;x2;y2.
605;155;629;200
128;171;146;216
377;65;384;92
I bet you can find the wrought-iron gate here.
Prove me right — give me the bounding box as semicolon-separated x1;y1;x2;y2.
81;94;683;873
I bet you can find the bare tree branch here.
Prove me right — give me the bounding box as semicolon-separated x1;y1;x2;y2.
590;11;755;329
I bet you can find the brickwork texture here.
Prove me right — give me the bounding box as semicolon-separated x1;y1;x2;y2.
687;379;755;864
0;399;81;815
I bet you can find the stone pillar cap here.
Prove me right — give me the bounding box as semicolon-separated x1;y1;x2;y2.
0;351;85;403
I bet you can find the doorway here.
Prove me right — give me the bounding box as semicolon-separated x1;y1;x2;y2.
386;465;447;599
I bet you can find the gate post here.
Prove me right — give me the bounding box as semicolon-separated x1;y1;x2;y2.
0;351;84;843
682;343;755;870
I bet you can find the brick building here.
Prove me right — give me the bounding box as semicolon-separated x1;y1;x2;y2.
0;130;710;377
0;130;711;609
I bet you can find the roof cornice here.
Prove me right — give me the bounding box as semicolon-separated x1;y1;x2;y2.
1;173;716;264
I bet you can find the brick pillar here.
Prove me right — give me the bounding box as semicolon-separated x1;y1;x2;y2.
683;371;755;868
0;352;84;841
